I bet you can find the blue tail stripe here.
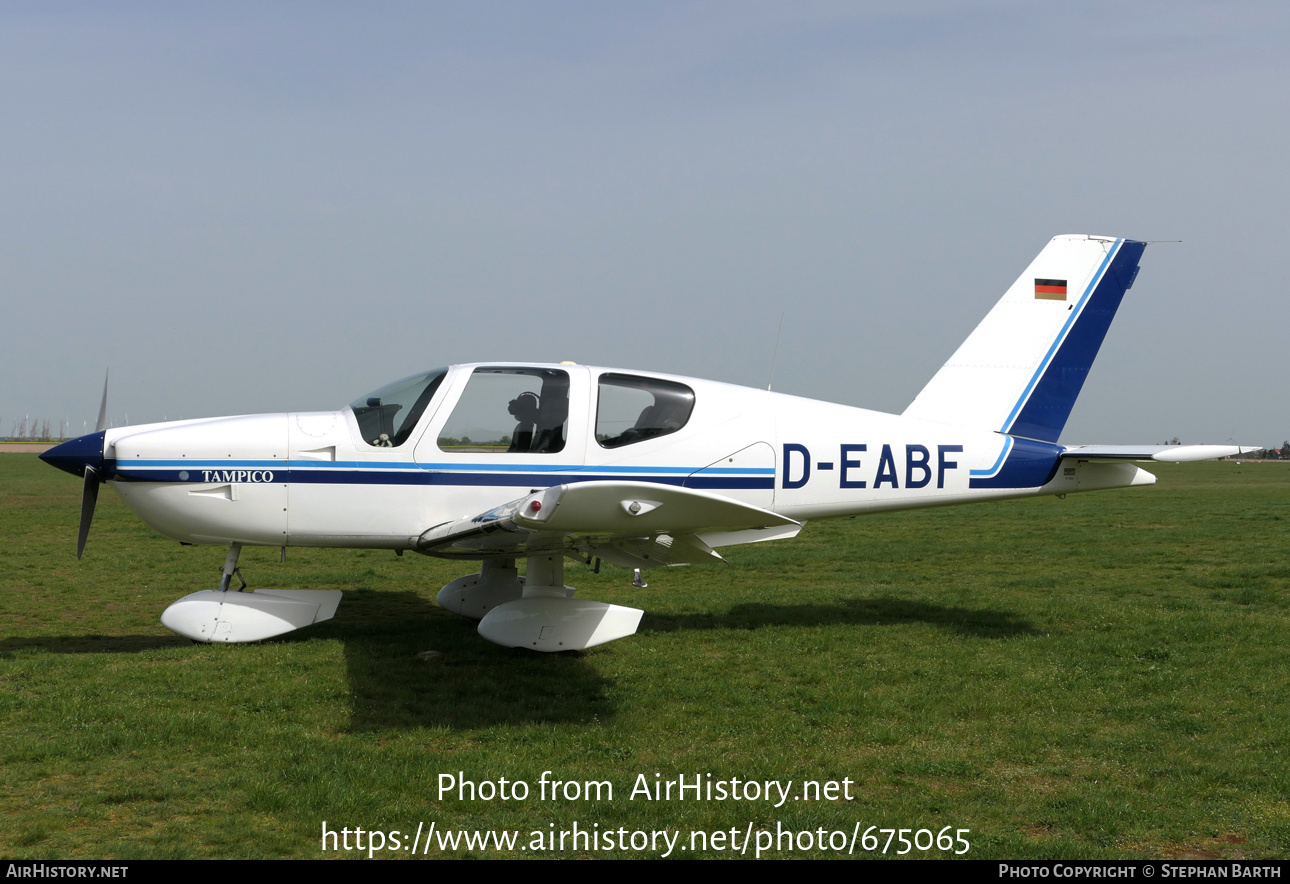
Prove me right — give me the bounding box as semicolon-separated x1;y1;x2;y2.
999;240;1119;434
968;436;1064;489
1002;239;1146;442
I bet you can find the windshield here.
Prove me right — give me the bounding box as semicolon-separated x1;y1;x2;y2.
350;368;447;448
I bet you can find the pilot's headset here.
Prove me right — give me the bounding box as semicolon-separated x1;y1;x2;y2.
508;391;540;422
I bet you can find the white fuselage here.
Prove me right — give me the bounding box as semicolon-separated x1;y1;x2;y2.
102;363;1141;552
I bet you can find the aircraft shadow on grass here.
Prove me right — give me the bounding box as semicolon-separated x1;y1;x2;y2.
640;596;1037;640
0;590;616;732
329;588;620;731
0;634;184;656
0;588;1034;732
335;591;1038;730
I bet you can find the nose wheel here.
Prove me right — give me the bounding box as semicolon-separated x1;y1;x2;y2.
217;543;247;592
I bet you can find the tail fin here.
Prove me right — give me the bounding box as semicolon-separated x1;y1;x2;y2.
903;234;1146;443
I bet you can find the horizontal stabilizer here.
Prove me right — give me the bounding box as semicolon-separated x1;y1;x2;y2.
1061;444;1253;463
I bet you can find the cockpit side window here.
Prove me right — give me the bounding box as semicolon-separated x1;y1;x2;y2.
596;373;695;449
350;369;447;448
438;368;570;454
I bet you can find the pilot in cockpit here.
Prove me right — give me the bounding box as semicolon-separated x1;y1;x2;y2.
507;392;540;452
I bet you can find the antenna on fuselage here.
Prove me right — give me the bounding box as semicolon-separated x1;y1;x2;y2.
766;312;785;391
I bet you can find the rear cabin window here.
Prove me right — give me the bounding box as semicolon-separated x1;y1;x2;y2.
438;368;570;454
596;373;695;449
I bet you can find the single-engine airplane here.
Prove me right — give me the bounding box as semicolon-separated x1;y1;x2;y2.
42;235;1248;651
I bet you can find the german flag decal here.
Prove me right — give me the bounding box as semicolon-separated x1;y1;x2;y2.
1034;278;1067;300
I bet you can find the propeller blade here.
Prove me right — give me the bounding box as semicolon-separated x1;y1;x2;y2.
77;465;101;560
96;369;109;433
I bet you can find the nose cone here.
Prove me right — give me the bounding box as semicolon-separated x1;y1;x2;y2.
39;431;106;477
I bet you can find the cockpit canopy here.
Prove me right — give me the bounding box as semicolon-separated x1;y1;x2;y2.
351;365;696;452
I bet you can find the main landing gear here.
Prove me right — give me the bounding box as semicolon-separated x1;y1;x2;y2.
438;554;643;652
155;546;640;651
160;543;342;643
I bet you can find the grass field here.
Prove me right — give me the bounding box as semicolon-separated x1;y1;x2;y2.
1;454;1287;859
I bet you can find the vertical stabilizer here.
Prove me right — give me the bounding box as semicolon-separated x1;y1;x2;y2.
903;235;1146;442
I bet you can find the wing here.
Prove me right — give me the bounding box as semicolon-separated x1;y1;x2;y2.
1061;444;1255;463
415;480;803;569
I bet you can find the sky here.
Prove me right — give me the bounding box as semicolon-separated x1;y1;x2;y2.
2;1;1287;446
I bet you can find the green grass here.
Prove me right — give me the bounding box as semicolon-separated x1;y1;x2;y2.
1;454;1288;859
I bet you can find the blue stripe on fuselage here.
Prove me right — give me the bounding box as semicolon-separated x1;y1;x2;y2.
109;462;775;490
120;459;772;475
